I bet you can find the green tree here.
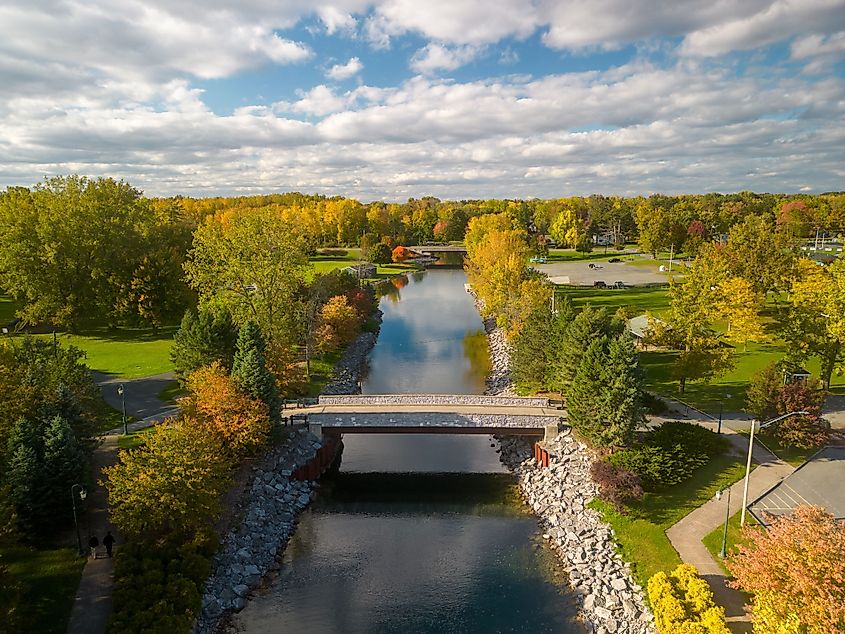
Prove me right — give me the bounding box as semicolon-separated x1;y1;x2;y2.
369;242;392;264
598;334;645;447
510;305;555;392
723;215;795;295
566;338;607;441
549;306;622;395
184;206;309;348
170;305;238;383
231;322;280;423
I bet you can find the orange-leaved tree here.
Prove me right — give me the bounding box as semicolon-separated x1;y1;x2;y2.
184;361;271;457
391;245;410;263
728;505;845;633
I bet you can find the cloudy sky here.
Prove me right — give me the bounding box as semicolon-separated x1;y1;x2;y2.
2;1;844;200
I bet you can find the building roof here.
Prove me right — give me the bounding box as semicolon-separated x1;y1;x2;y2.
748;446;845;525
626;314;664;339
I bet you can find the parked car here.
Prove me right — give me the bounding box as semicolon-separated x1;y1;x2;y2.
588;263;603;269
613;281;626;289
608;257;622;263
593;280;607;288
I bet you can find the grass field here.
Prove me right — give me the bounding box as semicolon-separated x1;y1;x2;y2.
553;285;671;315
2;543;86;634
117;425;156;450
592;452;748;588
36;326;178;379
702;510;761;574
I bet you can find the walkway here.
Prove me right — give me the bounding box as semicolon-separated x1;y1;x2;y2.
66;375;175;634
660;409;794;633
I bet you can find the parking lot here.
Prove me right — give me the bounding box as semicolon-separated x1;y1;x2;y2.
535;259;677;286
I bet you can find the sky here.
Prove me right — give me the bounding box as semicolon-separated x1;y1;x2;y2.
1;1;844;201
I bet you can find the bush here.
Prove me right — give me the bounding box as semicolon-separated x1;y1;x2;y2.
608;422;726;490
590;460;643;512
648;564;730;634
109;530;216;634
369;243;392;264
641;391;668;415
319;248;348;257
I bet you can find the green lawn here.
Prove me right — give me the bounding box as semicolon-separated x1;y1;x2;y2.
117;425;156;450
299;351;342;397
702;510;761;574
2;543;86;634
29;326;177;379
592;452;748;588
553;285;670;315
0;293;18;325
544;249;631;263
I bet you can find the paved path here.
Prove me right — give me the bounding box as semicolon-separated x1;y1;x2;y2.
67;375;175;634
66;436;120;634
658;410;794;633
297;403;565;417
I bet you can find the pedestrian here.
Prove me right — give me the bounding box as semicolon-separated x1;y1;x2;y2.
103;531;115;558
88;535;99;559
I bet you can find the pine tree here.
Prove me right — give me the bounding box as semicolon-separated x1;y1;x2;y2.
597;334;644;447
566;337;608;441
171;305;238;382
41;416;85;524
231;322;280;423
549;306;621;395
511;306;555;391
6;419;43;535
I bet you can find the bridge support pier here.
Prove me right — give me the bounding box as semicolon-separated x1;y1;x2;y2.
544;422;559;443
308;421;322;438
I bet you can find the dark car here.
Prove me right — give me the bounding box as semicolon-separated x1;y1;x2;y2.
613;281;626;289
593;280;607;288
608;257;622;263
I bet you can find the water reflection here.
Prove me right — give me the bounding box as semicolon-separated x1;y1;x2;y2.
362;270;489;394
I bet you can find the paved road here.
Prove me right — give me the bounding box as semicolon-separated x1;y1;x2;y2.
93;371;177;421
296;403;566;417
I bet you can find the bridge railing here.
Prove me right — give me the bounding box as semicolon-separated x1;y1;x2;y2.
317;394;551;408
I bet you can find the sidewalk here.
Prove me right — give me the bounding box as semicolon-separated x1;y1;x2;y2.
66;436;120;634
655;402;794;633
66;376;174;634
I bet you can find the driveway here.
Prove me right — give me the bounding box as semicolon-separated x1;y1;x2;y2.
535;260;675;286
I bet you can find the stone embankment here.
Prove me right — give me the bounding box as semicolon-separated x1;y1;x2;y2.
321;309;383;395
195;429;324;634
499;434;655;634
470;296;514;396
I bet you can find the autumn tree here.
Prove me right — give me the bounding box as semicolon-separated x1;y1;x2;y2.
728;506;845;633
653;246;733;394
745;363;782;420
184;206;309;350
723;214;795;295
717;276;766;350
648;564;730;633
782;258;845;389
105;423;230;538
184;362;271;457
548;201;588;248
315;295;363;354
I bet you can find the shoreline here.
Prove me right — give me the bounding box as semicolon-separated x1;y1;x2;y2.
471;292;655;633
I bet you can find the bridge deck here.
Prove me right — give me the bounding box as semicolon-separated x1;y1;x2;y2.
299;404;563;417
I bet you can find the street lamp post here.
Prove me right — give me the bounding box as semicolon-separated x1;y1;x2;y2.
118;384;127;435
740;410;809;526
717;393;731;434
715;488;731;558
70;484;87;556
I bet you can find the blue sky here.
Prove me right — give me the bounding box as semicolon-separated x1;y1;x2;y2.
1;1;844;200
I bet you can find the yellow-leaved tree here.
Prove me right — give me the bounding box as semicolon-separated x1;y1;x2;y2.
104;423;230;538
717;276;766;351
647;564;730;633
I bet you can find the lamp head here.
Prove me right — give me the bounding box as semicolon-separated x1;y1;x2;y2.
117;385;124;396
79;489;87;501
715;489;723;501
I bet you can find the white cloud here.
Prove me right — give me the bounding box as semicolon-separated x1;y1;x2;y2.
318;6;357;35
791;31;845;73
410;44;481;74
326;57;364;81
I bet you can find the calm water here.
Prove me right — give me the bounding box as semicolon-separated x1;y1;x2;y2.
236;268;581;633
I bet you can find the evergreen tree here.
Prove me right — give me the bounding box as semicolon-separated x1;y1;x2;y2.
171;305;237;382
549;306;622;395
511;306;555;391
41;416;85;524
566;337;608;441
597;334;645;447
6;419;43;535
231;322;280;423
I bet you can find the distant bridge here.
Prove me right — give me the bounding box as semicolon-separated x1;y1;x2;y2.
407;245;468;254
287;394;565;438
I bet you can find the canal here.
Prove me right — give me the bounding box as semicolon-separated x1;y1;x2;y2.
234;268;582;633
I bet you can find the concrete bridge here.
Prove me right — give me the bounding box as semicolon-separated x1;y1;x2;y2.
407;245;468;254
288;394;565;439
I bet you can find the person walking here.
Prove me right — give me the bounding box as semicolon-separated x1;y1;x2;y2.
88;535;99;559
102;531;115;558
